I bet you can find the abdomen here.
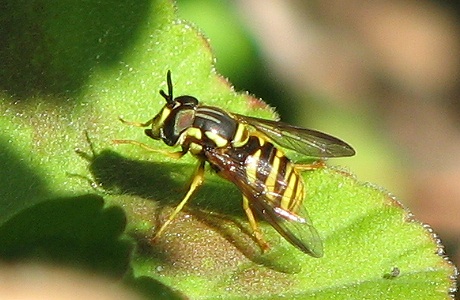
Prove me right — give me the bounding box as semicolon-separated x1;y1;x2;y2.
212;134;305;213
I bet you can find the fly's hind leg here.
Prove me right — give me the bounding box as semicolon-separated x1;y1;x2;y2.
153;160;206;239
243;196;270;252
294;160;326;171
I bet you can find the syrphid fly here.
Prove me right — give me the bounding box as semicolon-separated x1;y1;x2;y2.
114;71;355;257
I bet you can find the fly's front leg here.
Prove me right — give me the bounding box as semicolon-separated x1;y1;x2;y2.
153;160;206;239
115;116;186;158
243;196;270;252
112;139;186;159
118;116;153;128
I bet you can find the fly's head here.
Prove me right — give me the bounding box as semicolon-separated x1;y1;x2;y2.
146;71;199;146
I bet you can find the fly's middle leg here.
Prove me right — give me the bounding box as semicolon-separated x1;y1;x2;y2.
153;160;206;239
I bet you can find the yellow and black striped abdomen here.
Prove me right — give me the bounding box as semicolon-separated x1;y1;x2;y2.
236;135;305;214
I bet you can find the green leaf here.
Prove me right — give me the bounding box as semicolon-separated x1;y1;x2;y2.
0;0;456;299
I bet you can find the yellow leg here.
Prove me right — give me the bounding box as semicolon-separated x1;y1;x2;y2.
243;196;270;252
112;139;185;159
294;160;326;171
154;160;206;238
118;116;153;127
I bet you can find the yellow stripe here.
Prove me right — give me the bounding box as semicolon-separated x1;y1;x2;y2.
232;124;249;147
265;155;279;192
290;171;305;213
204;131;228;147
189;142;202;155
281;171;298;210
284;162;292;177
284;163;293;203
159;108;171;124
246;149;261;184
294;180;305;212
186;127;202;140
257;136;265;147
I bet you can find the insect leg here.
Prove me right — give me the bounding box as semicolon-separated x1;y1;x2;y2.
243;196;270;252
112;139;186;159
153;160;206;238
118;116;153;128
294;160;326;171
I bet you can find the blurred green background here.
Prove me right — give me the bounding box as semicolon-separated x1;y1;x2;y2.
176;0;460;274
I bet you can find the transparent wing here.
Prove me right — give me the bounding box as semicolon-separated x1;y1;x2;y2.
205;148;324;257
251;190;324;257
233;114;355;158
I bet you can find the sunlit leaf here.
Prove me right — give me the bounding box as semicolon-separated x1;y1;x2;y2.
0;0;456;299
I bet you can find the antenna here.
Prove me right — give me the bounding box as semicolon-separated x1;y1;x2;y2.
159;70;174;103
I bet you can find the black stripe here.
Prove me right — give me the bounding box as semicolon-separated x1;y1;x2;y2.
194;106;237;143
273;153;289;206
256;140;275;184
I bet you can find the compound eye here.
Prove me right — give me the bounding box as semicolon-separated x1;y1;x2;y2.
174;108;195;134
161;107;196;146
